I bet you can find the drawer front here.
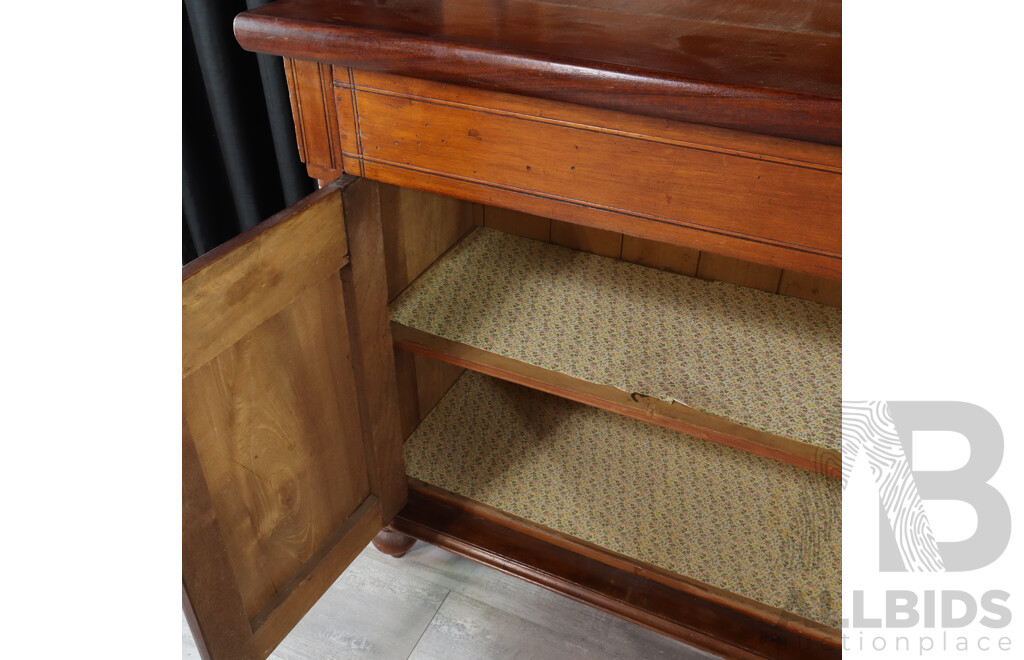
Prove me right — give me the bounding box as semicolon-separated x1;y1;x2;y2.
284;60;841;278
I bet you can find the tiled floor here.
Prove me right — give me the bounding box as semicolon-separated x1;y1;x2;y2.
182;540;717;659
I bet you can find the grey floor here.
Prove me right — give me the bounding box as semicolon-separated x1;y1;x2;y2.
182;540;717;659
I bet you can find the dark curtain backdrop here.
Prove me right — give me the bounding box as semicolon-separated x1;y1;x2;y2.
183;0;316;263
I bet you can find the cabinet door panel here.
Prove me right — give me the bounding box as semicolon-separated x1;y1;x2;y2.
182;176;404;659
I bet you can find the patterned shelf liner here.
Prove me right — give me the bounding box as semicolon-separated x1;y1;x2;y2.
391;227;841;451
404;371;841;628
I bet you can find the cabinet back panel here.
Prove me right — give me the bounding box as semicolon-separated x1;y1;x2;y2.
483;206;840;307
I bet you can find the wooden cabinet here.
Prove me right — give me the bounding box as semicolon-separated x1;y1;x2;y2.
183;1;842;658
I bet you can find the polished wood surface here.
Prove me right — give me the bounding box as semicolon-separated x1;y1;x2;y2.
394;484;840;659
314;68;840;277
392;324;841;478
282;58;343;172
235;0;840;144
182;178;407;660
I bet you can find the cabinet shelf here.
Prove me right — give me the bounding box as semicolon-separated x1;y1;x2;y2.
390;227;841;467
403;370;841;630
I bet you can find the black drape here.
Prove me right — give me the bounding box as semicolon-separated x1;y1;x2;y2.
183;0;315;263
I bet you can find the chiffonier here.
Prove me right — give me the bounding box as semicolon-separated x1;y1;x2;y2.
182;1;841;658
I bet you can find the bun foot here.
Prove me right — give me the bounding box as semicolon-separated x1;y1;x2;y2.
371;527;416;558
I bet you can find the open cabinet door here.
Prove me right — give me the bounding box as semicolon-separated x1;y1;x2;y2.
182;176;406;660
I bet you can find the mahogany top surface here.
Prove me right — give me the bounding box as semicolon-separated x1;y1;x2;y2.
235;0;841;145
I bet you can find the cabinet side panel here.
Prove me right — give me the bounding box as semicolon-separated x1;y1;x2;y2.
379;182;478;301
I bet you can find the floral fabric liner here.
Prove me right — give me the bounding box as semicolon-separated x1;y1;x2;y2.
391;227;841;451
404;372;841;628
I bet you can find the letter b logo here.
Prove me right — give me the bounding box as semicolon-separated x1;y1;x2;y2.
843;401;1010;572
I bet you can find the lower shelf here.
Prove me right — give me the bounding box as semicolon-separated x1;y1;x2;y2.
394;484;840;660
402;371;840;633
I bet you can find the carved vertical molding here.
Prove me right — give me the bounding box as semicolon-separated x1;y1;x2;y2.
281;58;345;173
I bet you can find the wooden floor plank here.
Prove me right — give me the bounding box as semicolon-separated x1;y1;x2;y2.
408;591;715;660
266;552;448;660
363;538;714;659
182;541;719;659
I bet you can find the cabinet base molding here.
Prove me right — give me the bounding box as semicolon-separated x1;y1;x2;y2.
393;482;839;660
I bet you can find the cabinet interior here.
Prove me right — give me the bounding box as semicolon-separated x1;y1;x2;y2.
404;370;840;629
378;183;842;631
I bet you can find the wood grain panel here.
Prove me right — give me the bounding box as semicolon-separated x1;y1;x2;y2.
392;323;840;479
484;206;550;242
394;348;465;442
697;252;783;293
413;353;464;427
336;177;408;522
378;183;477;301
330;66;365;175
359;158;840;277
550;219;622;258
330;71;840;277
620;234;700;276
350;70;839;171
182;185;347;378
183;416;260;660
183;177;404;658
183;276;372;621
778;270;842;308
289;65;840;277
394;347;423;441
251;497;382;657
281;59;342;171
352;89;840;252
